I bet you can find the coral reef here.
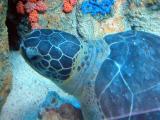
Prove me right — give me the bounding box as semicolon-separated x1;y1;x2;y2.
0;0;12;112
15;0;126;40
16;1;25;14
63;0;77;13
81;0;115;16
70;0;77;5
12;0;160;47
16;0;47;29
63;0;73;13
29;10;38;22
76;0;126;39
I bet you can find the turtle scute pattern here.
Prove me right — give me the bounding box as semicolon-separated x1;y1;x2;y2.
22;29;81;81
95;30;160;119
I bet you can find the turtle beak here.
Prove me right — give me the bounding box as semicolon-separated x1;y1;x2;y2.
20;44;28;61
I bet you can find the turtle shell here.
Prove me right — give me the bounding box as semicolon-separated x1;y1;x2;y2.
95;30;160;119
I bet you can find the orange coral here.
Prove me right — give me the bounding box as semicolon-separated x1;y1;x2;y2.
35;0;47;12
63;0;73;13
16;1;25;14
28;0;37;3
24;1;36;13
63;0;77;13
29;10;38;23
16;0;47;29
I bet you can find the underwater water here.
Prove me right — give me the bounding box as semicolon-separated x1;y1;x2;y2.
0;0;160;120
0;52;80;120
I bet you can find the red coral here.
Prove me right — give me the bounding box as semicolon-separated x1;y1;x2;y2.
28;0;37;3
63;0;77;13
69;0;77;6
24;1;36;13
63;0;73;13
35;0;47;12
16;1;25;14
29;10;38;23
24;0;47;13
16;0;47;29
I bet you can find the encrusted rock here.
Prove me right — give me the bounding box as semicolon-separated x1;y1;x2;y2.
0;0;12;112
16;0;127;40
40;104;83;120
125;1;160;35
9;0;160;42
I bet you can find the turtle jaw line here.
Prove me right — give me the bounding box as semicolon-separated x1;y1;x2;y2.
57;41;89;96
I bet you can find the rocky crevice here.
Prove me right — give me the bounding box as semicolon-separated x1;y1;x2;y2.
0;0;12;113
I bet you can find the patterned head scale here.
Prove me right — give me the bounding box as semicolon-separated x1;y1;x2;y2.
20;29;81;82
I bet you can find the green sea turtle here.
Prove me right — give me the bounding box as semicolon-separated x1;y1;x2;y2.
20;29;160;120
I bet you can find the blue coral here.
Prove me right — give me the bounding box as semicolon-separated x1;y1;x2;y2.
81;0;115;16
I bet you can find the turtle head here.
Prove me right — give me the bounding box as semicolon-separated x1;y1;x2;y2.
20;29;81;84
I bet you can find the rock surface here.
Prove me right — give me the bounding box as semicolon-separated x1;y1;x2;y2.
38;91;82;120
40;104;83;120
125;1;160;35
0;52;81;120
38;0;127;39
0;0;12;112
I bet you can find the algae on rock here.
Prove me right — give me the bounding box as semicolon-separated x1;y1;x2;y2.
125;2;160;35
0;0;12;112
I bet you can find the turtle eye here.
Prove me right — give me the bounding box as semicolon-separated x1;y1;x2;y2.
30;55;41;61
25;47;41;62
